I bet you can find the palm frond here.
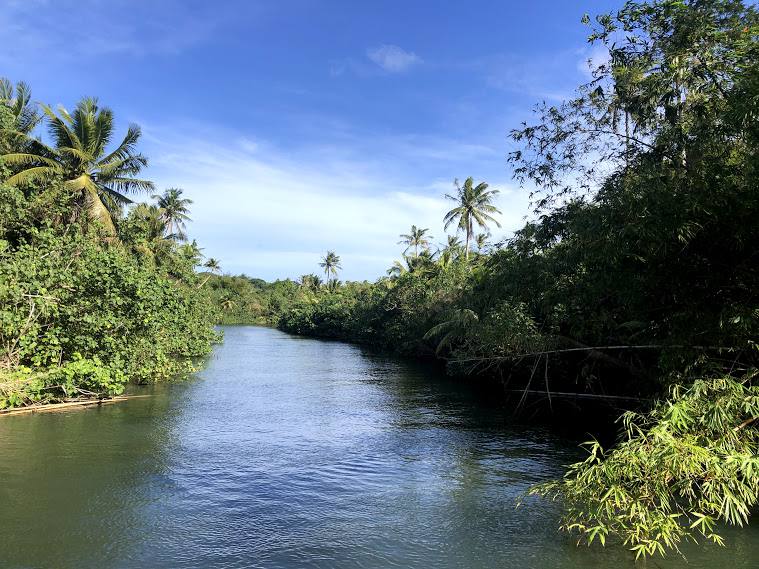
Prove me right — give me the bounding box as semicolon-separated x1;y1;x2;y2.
0;152;60;168
98;124;142;165
99;184;135;205
105;177;155;194
97;154;148;179
41;103;82;151
4;166;58;186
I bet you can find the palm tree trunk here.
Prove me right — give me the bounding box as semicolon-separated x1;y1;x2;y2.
465;220;472;261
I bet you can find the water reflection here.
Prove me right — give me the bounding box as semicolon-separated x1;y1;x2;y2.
0;326;756;568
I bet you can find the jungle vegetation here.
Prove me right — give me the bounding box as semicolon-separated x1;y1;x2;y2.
210;0;759;558
0;85;218;409
2;0;756;559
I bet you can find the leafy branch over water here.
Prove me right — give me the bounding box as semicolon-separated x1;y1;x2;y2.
527;373;759;558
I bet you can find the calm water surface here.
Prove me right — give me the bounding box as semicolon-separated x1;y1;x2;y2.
1;326;757;568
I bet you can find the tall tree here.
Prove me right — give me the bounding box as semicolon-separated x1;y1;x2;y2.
1;97;153;235
0;78;41;135
127;203;173;265
179;239;204;267
199;257;221;288
299;274;323;290
398;225;432;259
444;177;501;259
475;232;490;254
319;251;341;284
153;188;192;240
204;257;221;273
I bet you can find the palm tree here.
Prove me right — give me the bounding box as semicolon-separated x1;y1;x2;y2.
443;177;501;260
1;97;154;235
132;203;167;239
446;235;462;249
438;235;463;268
319;251;341;284
475;232;491;254
128;203;173;265
388;250;437;277
179;239;204;267
398;225;432;259
409;249;437;275
204;258;221;273
299;274;323;290
423;309;479;355
387;258;409;277
153;188;192;240
0;78;41;135
199;257;221;288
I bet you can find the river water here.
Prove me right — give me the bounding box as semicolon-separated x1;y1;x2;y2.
1;326;756;568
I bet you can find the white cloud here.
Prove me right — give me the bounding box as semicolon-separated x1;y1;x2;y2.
366;44;422;73
141;121;529;281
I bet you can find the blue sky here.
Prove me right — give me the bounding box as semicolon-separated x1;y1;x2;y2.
1;0;619;280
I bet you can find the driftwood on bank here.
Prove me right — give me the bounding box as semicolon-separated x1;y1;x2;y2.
0;395;150;417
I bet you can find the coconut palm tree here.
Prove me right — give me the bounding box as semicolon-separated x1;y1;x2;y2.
446;235;462;249
319;251;341;284
443;177;501;260
153;188;192;241
423;309;480;355
475;232;491;254
388;250;438;277
438;235;463;267
387;257;409;277
132;204;167;239
204;258;221;273
199;257;221;288
179;239;204;267
398;225;432;259
129;203;173;264
1;97;153;235
299;274;323;290
0;78;41;135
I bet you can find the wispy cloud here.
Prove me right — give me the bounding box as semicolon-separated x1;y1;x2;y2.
448;47;596;103
0;0;228;66
140;120;528;280
366;44;422;73
576;44;611;79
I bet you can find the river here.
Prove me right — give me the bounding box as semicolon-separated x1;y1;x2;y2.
0;326;756;568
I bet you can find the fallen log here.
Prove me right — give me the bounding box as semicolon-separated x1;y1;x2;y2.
0;395;151;416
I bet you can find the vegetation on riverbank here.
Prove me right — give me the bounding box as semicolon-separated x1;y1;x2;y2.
0;84;218;409
4;0;755;558
210;0;759;557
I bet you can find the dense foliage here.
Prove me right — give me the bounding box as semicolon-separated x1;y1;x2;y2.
5;0;752;557
203;274;289;324
0;83;218;408
528;373;759;558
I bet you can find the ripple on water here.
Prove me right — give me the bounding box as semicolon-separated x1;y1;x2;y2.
0;326;757;569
